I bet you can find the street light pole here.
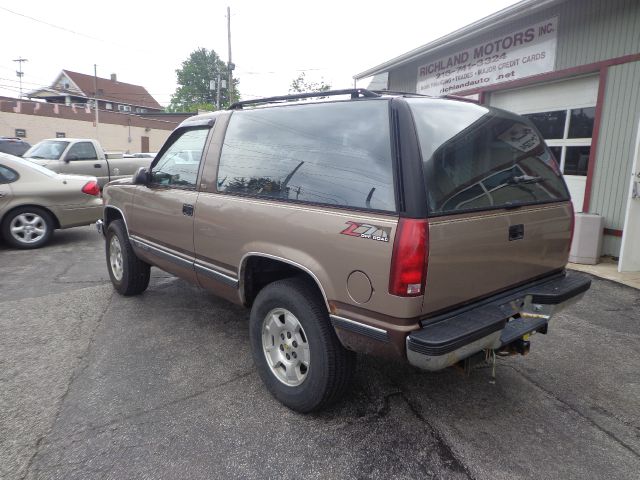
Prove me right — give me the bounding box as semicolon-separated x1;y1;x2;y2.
94;64;100;139
13;57;28;99
227;6;234;103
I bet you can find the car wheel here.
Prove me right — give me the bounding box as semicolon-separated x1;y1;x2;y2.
106;219;150;296
1;206;54;249
249;277;356;413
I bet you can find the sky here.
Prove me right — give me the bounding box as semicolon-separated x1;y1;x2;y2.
0;0;520;107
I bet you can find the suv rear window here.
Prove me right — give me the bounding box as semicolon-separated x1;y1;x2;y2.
217;100;396;212
407;99;570;216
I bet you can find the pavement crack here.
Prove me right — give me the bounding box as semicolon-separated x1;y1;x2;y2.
507;364;640;458
397;391;477;480
55;370;256;443
21;290;115;480
380;373;476;480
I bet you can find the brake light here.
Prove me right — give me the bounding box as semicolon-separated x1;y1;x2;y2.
82;180;100;196
389;218;429;297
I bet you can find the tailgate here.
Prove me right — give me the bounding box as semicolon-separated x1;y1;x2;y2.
422;202;572;315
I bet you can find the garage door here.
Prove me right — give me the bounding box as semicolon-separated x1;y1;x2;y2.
489;75;599;212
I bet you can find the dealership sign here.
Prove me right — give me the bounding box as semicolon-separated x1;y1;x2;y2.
417;17;558;96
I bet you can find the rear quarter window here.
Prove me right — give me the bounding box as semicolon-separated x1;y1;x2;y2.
0;164;19;183
217;100;396;212
407;99;570;216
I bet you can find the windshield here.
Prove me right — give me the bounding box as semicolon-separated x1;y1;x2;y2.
23;140;69;160
407;98;570;216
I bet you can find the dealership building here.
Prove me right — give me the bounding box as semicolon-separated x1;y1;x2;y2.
355;0;640;272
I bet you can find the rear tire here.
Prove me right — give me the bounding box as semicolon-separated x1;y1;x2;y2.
249;277;356;413
106;219;150;296
1;206;54;249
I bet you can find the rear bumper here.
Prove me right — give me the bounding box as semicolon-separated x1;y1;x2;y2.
406;272;591;371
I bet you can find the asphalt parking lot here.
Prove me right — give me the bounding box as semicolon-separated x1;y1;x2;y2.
1;226;639;480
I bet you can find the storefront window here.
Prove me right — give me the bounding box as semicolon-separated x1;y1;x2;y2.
524;110;566;139
568;107;596;138
522;106;595;177
549;146;562;164
564;146;590;176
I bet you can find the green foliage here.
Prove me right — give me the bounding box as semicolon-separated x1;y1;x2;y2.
168;48;240;112
289;72;331;94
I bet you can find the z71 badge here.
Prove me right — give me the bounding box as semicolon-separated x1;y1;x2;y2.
340;221;391;242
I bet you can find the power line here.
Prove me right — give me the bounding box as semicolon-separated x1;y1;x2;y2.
0;6;156;54
0;7;107;43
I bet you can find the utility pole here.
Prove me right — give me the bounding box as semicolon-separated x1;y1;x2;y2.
13;57;27;99
216;72;221;109
227;6;234;104
93;64;100;138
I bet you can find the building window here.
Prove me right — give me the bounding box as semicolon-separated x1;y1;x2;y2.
105;103;113;110
135;107;147;113
15;128;26;138
118;105;132;112
56;132;66;138
523;106;595;176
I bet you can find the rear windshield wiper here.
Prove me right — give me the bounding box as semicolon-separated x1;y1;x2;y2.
507;174;544;185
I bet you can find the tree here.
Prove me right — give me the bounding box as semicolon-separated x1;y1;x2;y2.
289;72;331;94
168;48;240;112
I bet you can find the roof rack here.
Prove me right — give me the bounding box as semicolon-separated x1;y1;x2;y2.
228;89;381;110
371;90;429;97
440;94;480;104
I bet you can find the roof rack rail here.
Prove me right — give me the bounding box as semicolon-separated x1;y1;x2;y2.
228;89;381;110
440;94;480;104
370;90;429;97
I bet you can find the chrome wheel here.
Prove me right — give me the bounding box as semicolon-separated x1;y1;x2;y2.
10;213;47;244
262;308;310;387
109;235;124;281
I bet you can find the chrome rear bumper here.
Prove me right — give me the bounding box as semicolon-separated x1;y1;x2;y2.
407;272;591;371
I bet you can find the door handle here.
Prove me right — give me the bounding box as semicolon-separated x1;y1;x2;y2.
94;164;102;168
509;224;525;241
182;204;194;216
0;193;5;198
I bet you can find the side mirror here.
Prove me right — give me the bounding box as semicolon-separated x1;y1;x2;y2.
133;167;150;185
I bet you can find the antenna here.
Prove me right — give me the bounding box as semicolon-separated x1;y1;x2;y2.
13;57;28;99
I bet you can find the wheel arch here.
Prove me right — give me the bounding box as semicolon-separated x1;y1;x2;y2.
239;253;330;311
1;203;61;229
104;205;129;235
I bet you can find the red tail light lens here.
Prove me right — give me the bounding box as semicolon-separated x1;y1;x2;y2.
389;218;429;297
82;180;100;196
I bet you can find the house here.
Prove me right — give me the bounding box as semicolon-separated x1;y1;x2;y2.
28;70;163;114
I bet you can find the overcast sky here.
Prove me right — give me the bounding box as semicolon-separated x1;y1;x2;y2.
0;0;520;106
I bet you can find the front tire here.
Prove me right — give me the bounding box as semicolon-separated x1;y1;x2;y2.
106;219;150;296
1;206;54;249
249;278;356;413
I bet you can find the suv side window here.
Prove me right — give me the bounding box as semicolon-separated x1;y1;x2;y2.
217;100;396;212
150;128;209;189
67;142;98;160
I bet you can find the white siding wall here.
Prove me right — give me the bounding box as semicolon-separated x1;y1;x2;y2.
0;111;171;153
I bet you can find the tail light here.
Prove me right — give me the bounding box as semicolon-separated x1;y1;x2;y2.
82;180;100;196
389;218;429;297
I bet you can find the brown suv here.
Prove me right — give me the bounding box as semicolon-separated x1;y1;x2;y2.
97;89;591;412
